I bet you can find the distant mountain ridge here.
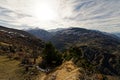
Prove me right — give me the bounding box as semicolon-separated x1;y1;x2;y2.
48;28;66;32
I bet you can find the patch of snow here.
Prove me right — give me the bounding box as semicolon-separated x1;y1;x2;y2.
36;66;50;72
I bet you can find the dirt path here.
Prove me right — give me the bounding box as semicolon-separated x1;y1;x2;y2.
36;73;46;80
40;74;46;80
43;61;80;80
63;68;80;80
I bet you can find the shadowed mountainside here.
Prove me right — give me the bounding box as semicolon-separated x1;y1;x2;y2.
50;28;120;51
26;28;52;41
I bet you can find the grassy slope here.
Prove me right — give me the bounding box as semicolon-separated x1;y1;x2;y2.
0;56;23;80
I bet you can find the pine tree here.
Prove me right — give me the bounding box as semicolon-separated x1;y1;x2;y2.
42;42;62;67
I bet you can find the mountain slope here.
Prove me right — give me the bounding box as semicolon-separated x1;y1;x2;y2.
26;28;52;41
0;26;44;54
0;26;35;38
0;26;48;80
64;45;120;75
50;28;120;51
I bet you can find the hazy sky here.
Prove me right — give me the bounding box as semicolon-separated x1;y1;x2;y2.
0;0;120;32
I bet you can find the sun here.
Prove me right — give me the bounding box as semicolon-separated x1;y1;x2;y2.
33;2;58;21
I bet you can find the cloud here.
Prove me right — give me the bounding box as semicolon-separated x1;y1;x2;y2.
65;0;120;32
0;0;120;32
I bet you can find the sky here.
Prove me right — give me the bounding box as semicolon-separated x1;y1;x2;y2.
0;0;120;32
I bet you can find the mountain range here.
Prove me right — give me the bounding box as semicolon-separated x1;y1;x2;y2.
26;27;120;50
0;26;120;79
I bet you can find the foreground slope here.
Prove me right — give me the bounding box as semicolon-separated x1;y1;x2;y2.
0;26;45;80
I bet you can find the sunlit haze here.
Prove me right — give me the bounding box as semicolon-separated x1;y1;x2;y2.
33;1;58;21
0;0;120;32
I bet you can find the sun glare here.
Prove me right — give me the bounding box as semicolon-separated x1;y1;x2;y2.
33;2;57;21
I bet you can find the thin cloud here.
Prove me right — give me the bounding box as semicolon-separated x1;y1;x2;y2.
0;0;120;32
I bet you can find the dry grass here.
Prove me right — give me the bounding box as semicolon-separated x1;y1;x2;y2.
0;56;24;80
45;61;80;80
